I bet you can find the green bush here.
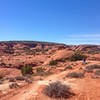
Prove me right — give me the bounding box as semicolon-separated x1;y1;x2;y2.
43;81;74;98
66;72;84;78
49;60;57;66
70;53;87;61
21;65;33;75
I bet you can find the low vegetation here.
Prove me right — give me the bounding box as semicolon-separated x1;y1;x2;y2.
8;77;15;82
43;81;75;98
36;67;45;73
9;83;19;89
70;52;87;61
21;65;33;75
94;70;100;76
15;76;25;81
88;50;100;54
66;72;84;78
25;78;32;83
49;60;57;66
86;64;100;72
64;65;72;70
0;75;3;80
34;68;52;76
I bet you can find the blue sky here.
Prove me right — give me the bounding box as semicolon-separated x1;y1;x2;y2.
0;0;100;44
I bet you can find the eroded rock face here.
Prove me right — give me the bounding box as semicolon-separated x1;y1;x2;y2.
70;45;100;51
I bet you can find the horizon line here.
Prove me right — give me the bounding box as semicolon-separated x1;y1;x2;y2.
0;40;99;46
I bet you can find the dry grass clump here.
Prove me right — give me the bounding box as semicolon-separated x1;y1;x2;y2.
94;70;100;76
86;64;100;72
66;72;84;78
15;76;25;81
34;67;52;76
64;65;72;71
8;77;15;82
43;81;75;98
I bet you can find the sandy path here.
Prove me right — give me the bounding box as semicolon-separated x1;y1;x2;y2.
1;71;69;100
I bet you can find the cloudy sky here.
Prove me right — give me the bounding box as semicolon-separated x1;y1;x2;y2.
0;0;100;44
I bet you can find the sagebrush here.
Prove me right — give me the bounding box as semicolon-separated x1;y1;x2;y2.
43;81;75;98
66;72;84;78
86;65;100;71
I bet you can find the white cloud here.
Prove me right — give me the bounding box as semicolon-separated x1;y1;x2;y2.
78;34;100;37
61;33;100;45
68;33;100;38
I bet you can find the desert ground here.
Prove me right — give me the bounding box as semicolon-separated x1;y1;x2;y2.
0;41;100;100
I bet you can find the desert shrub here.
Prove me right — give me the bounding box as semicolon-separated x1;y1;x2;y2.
39;70;52;76
49;60;57;66
66;72;84;78
88;50;100;54
35;67;45;76
15;76;25;81
35;71;52;76
8;64;12;66
0;75;3;80
36;67;44;73
70;53;87;61
94;70;100;76
25;78;32;83
9;83;19;89
9;77;15;82
86;69;93;73
88;50;95;54
86;65;100;72
34;69;52;76
64;65;72;70
21;65;33;75
43;81;74;98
